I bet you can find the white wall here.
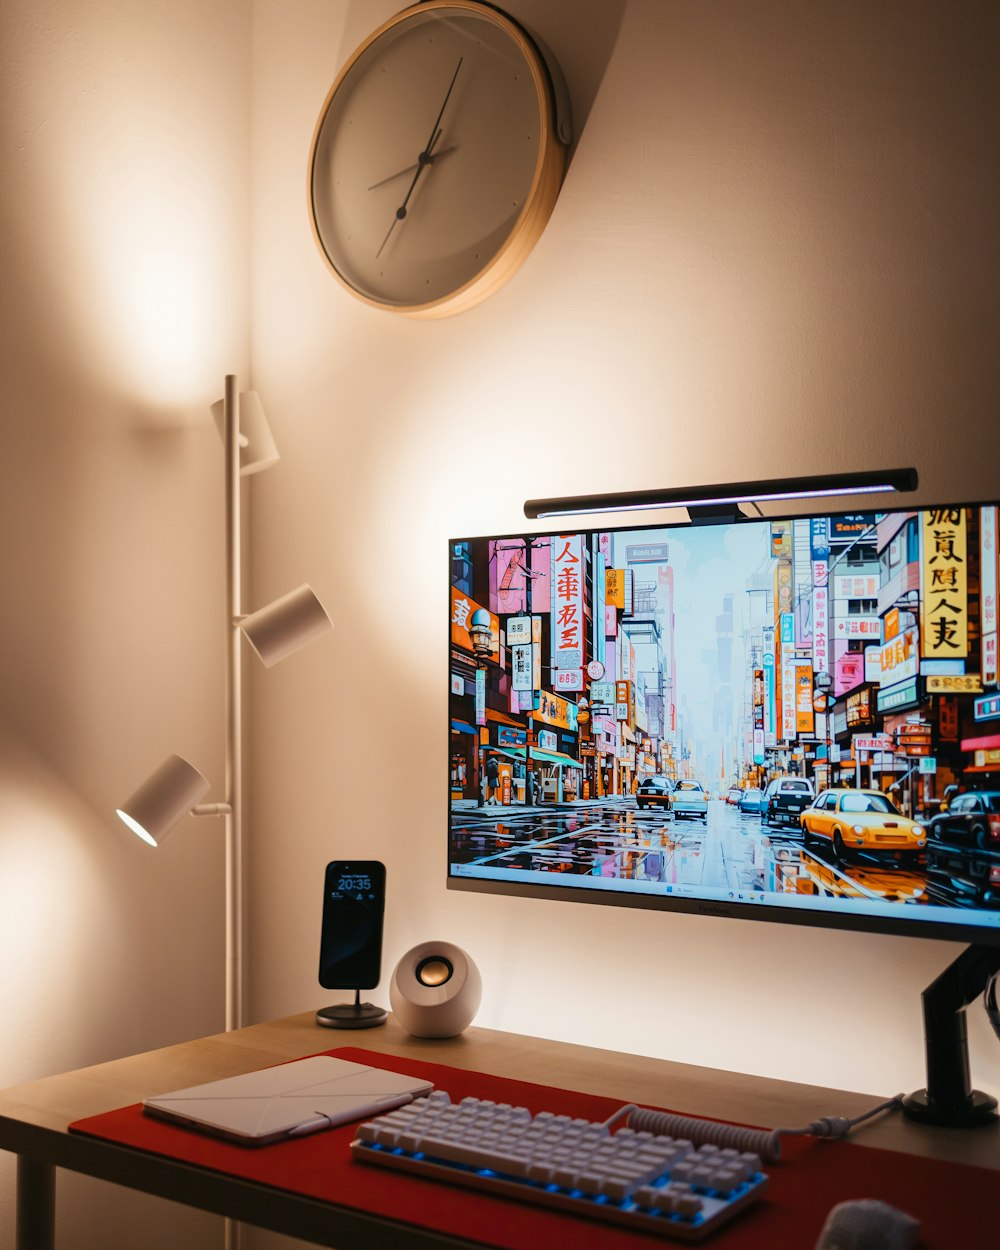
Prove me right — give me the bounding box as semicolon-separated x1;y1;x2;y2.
0;1;251;1247
247;0;1000;1103
2;3;998;1249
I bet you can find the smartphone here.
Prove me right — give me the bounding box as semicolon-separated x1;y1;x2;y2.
318;861;386;990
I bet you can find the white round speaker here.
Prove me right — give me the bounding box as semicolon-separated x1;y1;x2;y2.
389;941;482;1038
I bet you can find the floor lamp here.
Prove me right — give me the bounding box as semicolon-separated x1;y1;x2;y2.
116;375;332;1033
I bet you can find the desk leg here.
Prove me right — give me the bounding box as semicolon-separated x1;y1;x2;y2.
17;1156;55;1250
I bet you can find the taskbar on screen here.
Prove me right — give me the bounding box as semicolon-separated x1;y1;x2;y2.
449;862;1000;933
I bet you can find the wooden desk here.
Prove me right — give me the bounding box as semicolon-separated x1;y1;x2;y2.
1;1012;997;1249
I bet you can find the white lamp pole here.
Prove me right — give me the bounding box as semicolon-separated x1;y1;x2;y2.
116;375;332;1046
224;373;244;1032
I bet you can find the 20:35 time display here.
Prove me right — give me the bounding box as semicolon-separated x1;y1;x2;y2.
336;875;372;894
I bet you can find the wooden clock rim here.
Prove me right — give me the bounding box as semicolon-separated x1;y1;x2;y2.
307;0;566;319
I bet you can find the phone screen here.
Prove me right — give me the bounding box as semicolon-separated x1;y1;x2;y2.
318;860;386;989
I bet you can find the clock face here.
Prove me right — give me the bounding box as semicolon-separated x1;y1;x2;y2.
309;1;564;316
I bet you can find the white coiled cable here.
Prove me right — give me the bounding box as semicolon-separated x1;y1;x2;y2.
601;1096;904;1165
625;1107;784;1162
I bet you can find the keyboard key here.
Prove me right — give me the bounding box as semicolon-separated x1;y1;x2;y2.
576;1172;604;1196
600;1176;635;1201
481;1151;530;1177
709;1168;744;1192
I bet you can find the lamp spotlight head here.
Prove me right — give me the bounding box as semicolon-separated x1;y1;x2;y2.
116;754;210;847
240;584;332;667
210;390;279;476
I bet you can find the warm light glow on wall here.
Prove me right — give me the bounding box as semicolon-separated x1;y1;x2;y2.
0;760;108;1034
118;238;213;392
16;16;246;408
70;169;237;406
0;834;80;999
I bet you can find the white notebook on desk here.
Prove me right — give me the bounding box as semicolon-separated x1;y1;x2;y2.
143;1055;433;1146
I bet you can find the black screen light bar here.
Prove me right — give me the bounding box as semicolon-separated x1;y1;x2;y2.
524;468;918;521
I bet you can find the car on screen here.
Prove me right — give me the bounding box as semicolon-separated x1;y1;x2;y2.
924;790;1000;909
739;787;765;814
726;787;743;805
636;775;675;811
928;790;1000;850
762;776;815;829
800;789;926;863
672;780;708;821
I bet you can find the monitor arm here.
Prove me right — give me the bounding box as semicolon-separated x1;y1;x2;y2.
902;944;1000;1127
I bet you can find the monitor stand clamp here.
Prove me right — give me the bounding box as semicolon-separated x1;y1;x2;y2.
902;944;1000;1127
316;989;388;1030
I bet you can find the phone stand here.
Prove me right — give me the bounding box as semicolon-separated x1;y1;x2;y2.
315;989;387;1030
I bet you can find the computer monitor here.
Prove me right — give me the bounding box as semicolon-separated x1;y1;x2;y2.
448;496;1000;1124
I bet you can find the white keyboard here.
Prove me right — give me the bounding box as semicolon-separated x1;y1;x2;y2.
351;1092;768;1241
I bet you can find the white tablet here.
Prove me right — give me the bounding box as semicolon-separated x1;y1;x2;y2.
143;1055;433;1146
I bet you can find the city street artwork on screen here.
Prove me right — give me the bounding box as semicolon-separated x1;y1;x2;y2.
448;505;1000;941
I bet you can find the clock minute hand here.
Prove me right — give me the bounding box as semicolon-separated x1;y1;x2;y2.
375;57;463;259
419;55;463;158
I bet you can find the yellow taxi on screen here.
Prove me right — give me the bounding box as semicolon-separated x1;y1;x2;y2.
800;788;926;863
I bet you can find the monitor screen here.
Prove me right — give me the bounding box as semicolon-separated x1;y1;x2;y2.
448;501;1000;947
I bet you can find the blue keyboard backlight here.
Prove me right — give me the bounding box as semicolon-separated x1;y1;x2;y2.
352;1097;769;1241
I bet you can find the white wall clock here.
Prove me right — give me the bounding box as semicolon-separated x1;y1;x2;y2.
308;0;571;318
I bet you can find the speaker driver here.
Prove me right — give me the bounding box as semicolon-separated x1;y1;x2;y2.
415;956;453;987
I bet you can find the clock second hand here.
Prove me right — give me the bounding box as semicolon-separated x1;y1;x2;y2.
376;56;463;259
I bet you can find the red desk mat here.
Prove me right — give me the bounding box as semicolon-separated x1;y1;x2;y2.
69;1047;994;1248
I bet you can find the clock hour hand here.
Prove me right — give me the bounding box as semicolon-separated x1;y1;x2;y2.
367;145;458;192
376;57;463;259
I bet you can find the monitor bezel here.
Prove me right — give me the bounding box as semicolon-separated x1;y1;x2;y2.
446;495;1000;949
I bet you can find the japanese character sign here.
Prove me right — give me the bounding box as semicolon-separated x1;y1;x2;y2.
550;534;585;672
921;508;968;659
